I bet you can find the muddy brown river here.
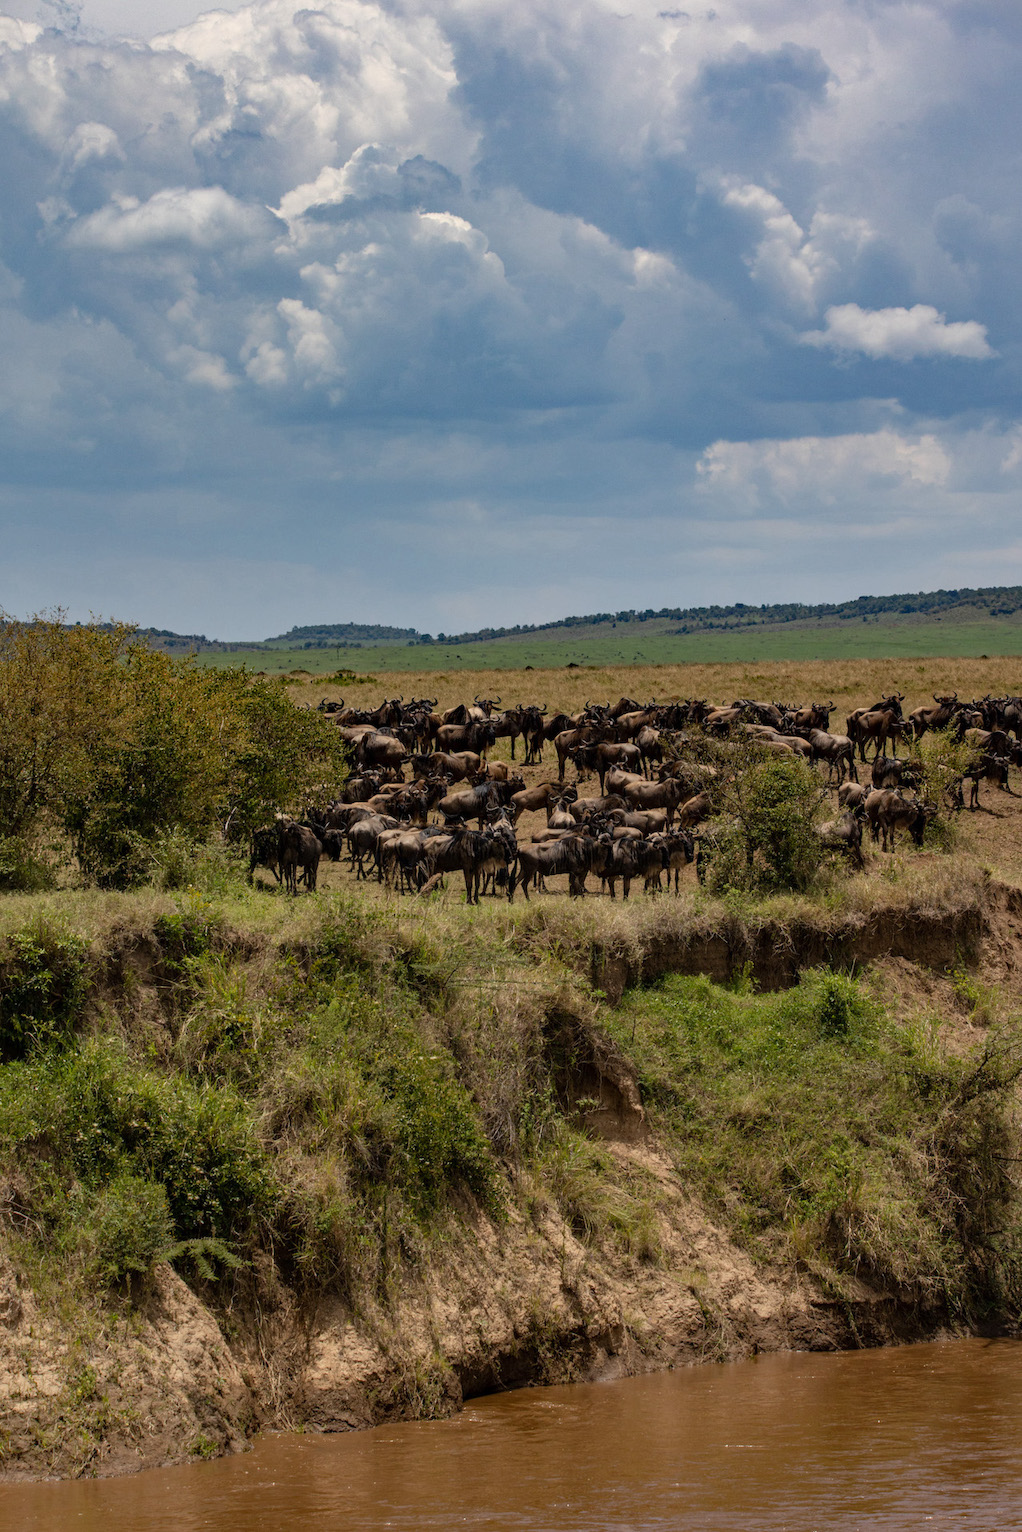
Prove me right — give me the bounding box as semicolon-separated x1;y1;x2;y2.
6;1338;1022;1530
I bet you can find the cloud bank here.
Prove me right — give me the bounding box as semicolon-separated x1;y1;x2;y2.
0;0;1018;633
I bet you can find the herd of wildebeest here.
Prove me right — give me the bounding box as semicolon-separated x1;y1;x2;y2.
254;688;1022;901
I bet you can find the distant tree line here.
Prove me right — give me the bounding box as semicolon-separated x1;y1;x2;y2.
67;585;1022;654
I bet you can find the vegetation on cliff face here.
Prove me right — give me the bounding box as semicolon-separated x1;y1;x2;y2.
0;873;1019;1414
608;969;1022;1311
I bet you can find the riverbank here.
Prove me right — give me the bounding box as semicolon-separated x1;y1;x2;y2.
2;865;1020;1481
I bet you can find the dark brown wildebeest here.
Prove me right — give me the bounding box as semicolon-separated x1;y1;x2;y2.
438;779;509;826
509;780;562;822
908;694;959;741
791;702;836;735
837;782;868;811
851;707;904;761
516;834;602;900
864;789;933;851
601;837;663;900
871;756;925;791
846;694;904;752
280;821;322;893
435;720;497;759
621;776;687;824
955;753;1013;810
248;826;282;883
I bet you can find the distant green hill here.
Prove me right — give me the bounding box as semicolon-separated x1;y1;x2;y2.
257;586;1022;650
133;587;1022;671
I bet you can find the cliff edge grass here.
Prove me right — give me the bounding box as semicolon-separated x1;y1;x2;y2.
1;861;1021;1480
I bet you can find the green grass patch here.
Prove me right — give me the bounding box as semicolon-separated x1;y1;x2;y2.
190;617;1022;673
607;968;1022;1311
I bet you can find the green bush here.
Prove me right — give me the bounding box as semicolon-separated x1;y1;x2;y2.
0;613;347;887
915;730;973;846
0;836;56;892
384;1050;496;1213
146;833;250;896
0;1040;275;1242
90;1174;174;1284
705;755;827;894
0;920;89;1061
607;969;1021;1309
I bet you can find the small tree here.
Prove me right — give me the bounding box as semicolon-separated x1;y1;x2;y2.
705;752;828;894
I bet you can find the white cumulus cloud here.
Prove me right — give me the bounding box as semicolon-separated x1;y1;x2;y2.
697;428;951;508
801;303;994;361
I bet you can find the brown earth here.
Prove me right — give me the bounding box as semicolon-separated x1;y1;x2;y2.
0;1123;953;1483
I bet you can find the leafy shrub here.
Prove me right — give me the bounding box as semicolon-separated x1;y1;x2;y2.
0;920;89;1061
146;833;249;896
0;1040;275;1242
153;903;224;978
705;755;827;894
384;1050;496;1213
786;969;878;1041
0;836;56;892
915;730;974;846
90;1174;174;1284
0;612;346;887
608;969;1022;1309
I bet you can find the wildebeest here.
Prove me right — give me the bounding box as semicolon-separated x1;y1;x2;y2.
954;753;1013;810
621;776;687;823
438;778;510;825
908;694;959;741
871;756;925;791
516;834;608;900
808;729;858;784
864;789;933;851
509;780;562;822
249;826;282;883
817;809;865;869
280;821;322;893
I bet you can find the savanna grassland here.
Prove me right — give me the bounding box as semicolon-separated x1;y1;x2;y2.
194;615;1022;674
5;631;1022;1480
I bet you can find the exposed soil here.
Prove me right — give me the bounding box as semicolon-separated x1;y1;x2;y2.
0;1135;953;1483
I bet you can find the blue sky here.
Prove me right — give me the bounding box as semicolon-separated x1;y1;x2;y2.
0;0;1018;637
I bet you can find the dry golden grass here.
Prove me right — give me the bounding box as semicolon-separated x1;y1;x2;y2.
289;655;1022;717
282;656;1022;891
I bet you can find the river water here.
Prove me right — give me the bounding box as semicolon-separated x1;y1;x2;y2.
5;1338;1022;1530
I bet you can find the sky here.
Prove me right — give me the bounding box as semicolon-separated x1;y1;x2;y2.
0;0;1018;638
